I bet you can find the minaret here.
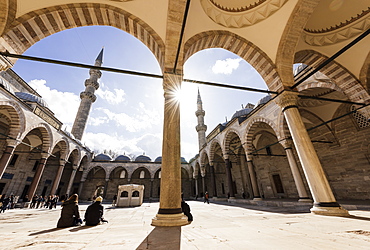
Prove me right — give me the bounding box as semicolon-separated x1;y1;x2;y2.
195;89;207;150
71;48;103;140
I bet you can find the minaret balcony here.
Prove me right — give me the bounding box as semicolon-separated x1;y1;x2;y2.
80;91;97;102
195;110;205;116
196;124;207;132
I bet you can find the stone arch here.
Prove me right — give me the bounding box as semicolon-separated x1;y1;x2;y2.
0;3;165;69
295;50;370;104
199;150;209;167
275;0;320;87
0;100;26;142
51;137;69;162
66;148;81;167
245;117;281;154
184;30;283;92
223;129;243;158
297;80;344;93
19;122;52;154
85;165;107;179
0;0;16;36
109;166;128;179
193;161;200;178
208;139;222;164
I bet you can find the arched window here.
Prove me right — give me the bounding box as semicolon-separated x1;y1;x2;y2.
121;191;128;197
139;170;145;179
132;191;139;197
120;170;126;178
158;171;161;179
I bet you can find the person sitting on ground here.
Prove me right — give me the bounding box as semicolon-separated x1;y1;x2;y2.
84;196;108;226
181;198;193;223
57;194;82;228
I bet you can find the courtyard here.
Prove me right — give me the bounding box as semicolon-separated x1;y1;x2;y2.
1;201;370;249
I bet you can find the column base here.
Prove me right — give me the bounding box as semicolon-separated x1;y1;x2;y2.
310;206;349;216
253;197;263;201
298;198;312;203
151;213;189;227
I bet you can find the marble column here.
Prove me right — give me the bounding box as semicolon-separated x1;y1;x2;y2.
0;144;15;178
246;158;262;200
50;162;65;195
201;175;206;195
151;73;188;226
28;156;48;199
275;91;348;216
78;180;85;196
66;166;78;196
283;142;311;202
150;179;154;199
209;163;217;197
103;178;109;198
225;158;235;198
194;177;199;198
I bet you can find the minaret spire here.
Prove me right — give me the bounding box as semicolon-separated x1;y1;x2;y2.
195;88;207;150
71;49;103;140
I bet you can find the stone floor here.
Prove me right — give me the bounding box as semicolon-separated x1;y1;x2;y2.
1;200;370;249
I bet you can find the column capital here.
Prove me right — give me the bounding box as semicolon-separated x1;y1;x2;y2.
280;138;293;149
274;91;299;110
6;139;18;148
246;154;253;161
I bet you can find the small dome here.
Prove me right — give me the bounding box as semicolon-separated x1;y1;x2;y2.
256;95;272;106
231;107;253;119
94;153;113;161
135;155;151;162
63;130;75;140
115;155;131;162
15;92;48;108
181;157;187;164
154;156;162;163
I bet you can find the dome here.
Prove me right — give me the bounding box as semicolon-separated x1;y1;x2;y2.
256;95;272;106
115;155;131;162
15;92;48;108
231;107;253;119
154;156;162;163
94;153;113;161
63;130;75;140
135;155;151;162
181;157;187;164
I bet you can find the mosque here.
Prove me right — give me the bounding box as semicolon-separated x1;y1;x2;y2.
0;0;369;227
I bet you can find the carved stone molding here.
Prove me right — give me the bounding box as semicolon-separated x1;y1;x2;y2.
303;13;370;46
200;0;288;28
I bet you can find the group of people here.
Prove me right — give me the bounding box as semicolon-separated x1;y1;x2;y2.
57;194;108;228
0;194;17;213
29;194;60;209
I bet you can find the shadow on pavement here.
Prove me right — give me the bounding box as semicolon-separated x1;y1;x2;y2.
136;226;181;250
69;225;96;232
28;227;64;236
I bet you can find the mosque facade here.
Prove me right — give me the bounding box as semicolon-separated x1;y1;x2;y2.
0;1;369;223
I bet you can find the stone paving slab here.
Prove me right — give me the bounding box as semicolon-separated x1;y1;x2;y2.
1;201;370;249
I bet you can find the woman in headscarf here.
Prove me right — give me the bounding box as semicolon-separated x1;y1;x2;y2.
57;194;81;228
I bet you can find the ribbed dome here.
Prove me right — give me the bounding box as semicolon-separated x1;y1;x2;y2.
15;92;48;108
154;156;162;163
256;95;272;106
94;153;113;161
135;155;151;162
181;157;187;163
63;130;75;140
115;155;131;162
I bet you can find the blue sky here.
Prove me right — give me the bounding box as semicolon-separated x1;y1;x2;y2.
12;26;268;161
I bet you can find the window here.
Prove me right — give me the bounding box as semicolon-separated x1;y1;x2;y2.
272;174;284;193
352;105;370;128
121;191;128;197
132;191;139;197
9;154;19;167
120;170;126;178
139;170;145;179
32;160;39;171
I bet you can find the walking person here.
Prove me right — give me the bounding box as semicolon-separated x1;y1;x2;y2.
84;196;108;226
112;194;117;206
57;194;82;228
1;195;10;213
204;191;209;204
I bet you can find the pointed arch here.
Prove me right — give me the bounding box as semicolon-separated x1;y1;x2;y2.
245;117;281;154
223;129;243;158
20;122;52;154
0;3;165;69
208;139;222;164
0;100;26;143
184;30;283;92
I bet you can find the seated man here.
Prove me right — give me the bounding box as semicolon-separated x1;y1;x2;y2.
84;196;108;226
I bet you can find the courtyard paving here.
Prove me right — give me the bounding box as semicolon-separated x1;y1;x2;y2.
1;201;370;249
